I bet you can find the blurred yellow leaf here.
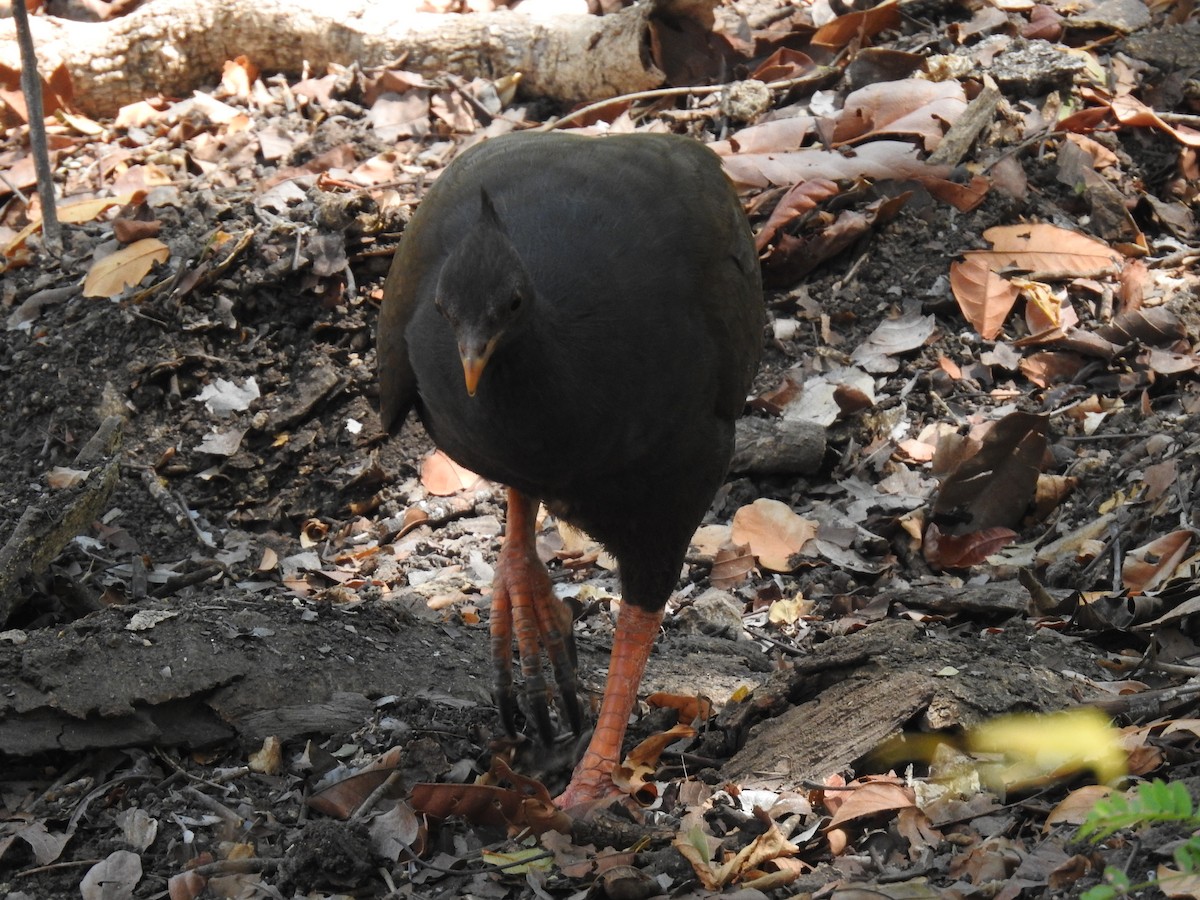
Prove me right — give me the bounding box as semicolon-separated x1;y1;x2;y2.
968;708;1126;790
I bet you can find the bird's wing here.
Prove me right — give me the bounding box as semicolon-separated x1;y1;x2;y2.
377;243;422;434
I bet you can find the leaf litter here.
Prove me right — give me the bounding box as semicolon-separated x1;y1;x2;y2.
1;0;1200;897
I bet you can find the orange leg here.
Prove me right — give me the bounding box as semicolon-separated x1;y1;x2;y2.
491;489;582;741
557;601;663;808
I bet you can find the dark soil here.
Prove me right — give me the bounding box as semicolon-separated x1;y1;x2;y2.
2;7;1200;899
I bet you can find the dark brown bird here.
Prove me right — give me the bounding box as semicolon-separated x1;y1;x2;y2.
377;131;763;806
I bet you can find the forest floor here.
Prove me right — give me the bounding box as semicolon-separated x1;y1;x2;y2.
1;0;1200;898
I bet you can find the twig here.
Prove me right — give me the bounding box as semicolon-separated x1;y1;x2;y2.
350;770;405;821
191;857;279;877
0;171;30;205
1158;112;1200;126
10;0;61;252
16;859;105;878
539;73;833;133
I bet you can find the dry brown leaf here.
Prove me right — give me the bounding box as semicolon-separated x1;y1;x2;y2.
114;100;164;128
1019;351;1086;387
420;449;485;496
715;116;815;156
1032;473;1077;520
689;523;731;560
1156;863;1200;899
82;238;170;298
750;47;819;83
247;736;282;775
1123;530;1194;594
811;0;902;48
219;56;259;99
613;723;695;802
167;869;207;900
714;821;801;886
896;807;943;855
1142;460;1177;503
918;173;992;212
56;192;142;224
646;692;712;724
768;594;810;625
721;140;941;191
950;254;1021;340
710;542;756;588
731;498;817;572
1044;784;1113;831
933;411;1048;533
924;523;1019;569
754;178;840;252
826;781;916;829
832;79;967;150
308;747;404;819
1015;277;1073;340
981;223;1123;276
1110;93;1200;148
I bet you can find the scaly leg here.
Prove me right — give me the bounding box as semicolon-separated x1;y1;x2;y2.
491;488;582;742
556;601;663;808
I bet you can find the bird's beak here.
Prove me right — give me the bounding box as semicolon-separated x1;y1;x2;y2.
459;336;498;397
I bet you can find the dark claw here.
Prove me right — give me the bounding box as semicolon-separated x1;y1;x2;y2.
545;629;584;736
494;653;518;738
496;626;584;741
491;595;518;736
521;667;555;745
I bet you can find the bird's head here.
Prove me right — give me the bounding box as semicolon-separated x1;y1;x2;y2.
434;188;533;397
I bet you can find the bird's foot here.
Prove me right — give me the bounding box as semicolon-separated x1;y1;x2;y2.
555;752;620;809
491;489;583;744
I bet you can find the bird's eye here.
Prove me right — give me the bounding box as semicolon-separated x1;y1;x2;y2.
509;294;522;312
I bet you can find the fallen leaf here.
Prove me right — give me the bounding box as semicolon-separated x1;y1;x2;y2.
982;223;1123;276
1044;784;1113;831
710;542;756;588
80;850;142;900
82;238;170;298
1123;530;1194;594
613;723;695;802
826;781;916;828
421;449;486;496
646;692;712;724
950;254;1021;339
731;498;817;571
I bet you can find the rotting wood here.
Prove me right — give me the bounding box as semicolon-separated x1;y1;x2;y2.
731;416;826;476
0;0;715;118
0;415;124;627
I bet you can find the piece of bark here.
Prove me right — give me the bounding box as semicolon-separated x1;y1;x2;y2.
0;0;694;118
730;416;826;476
926;77;1000;168
719;618;1112;785
264;361;345;432
0;415;124;627
884;582;1036;617
723;671;937;786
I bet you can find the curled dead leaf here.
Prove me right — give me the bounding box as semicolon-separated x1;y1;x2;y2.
731;498;817;572
82;238;170;298
420;449;486;496
710;542;755;589
1123;530;1194;594
950;254;1021;340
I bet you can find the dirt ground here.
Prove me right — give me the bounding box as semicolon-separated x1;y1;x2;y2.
2;2;1200;898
